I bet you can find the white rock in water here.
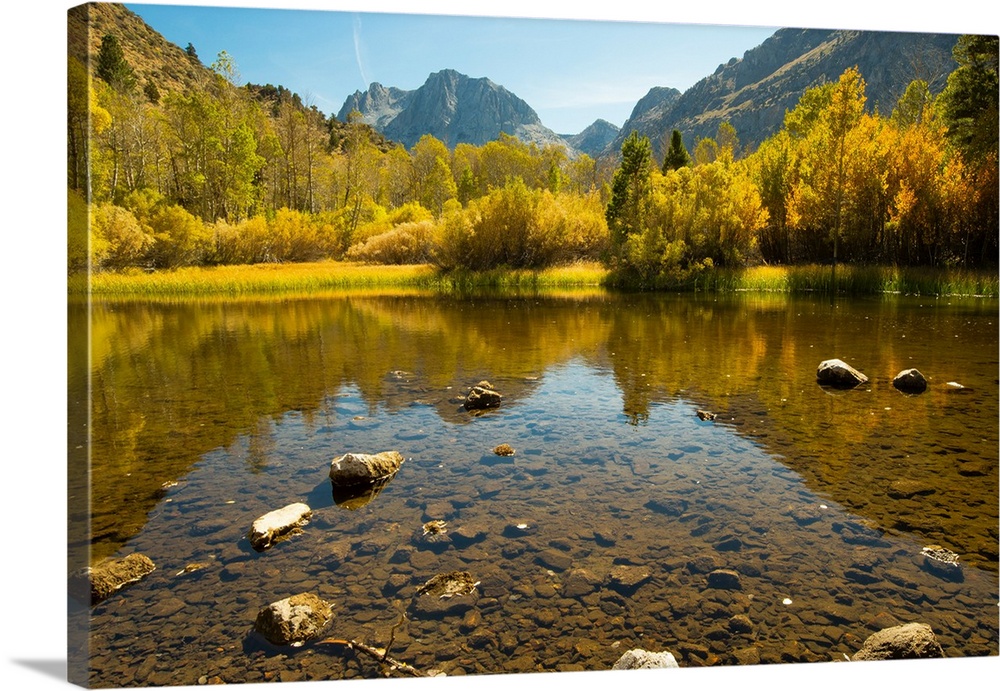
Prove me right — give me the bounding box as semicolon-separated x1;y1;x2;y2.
612;648;680;669
330;451;404;486
249;502;312;551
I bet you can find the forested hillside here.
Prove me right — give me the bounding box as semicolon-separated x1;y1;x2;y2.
68;4;998;281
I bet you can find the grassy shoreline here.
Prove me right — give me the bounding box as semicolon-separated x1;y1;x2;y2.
70;261;998;298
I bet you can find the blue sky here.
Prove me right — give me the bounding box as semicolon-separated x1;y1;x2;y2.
119;1;997;135
122;1;783;134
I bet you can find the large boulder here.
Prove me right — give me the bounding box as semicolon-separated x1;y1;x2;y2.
69;552;156;605
248;502;312;552
329;451;404;486
817;359;869;388
612;648;680;669
852;622;944;661
893;368;928;394
253;593;333;646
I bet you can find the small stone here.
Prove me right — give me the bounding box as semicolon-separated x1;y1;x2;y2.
416;571;479;599
248;503;311;552
450;524;488;547
686;555;721;574
593;528;617;546
888;479;935;499
893;368;928;394
536;549;572;572
612;648;679;669
493;443;515;456
645;497;688;516
69;553;156;604
920;545;963;581
706;569;742;590
562;568;602;598
608;564;651;592
728;614;754;633
733;646;760;665
715;535;743;552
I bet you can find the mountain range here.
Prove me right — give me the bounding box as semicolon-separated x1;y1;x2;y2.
77;4;961;162
340;27;958;159
613;28;959;159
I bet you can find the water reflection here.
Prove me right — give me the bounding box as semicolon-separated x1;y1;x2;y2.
76;292;998;574
72;293;1000;684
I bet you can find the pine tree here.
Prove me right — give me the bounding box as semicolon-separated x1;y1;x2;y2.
96;33;135;94
937;35;999;163
606;131;653;261
662;129;692;171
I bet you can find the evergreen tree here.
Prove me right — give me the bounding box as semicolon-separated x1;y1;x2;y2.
185;43;199;60
144;79;161;105
606;131;653;261
662;129;692;171
937;34;999;163
96;33;136;93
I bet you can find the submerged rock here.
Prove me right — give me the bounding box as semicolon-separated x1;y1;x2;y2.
329;451;404;486
607;564;652;593
893;368;928;394
414;520;451;551
253;593;333;646
851;622;944;660
888;479;935;499
464;381;502;411
416;571;480;599
248;502;312;551
612;648;679;669
69;553;156;605
920;545;963;581
816;359;869;388
562;568;602;598
706;569;742;590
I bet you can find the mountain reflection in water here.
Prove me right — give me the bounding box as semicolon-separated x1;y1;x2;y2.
71;291;998;685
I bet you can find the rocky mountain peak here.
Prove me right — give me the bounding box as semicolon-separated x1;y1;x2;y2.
339;68;570;151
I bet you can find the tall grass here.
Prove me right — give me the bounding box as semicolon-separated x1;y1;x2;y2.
71;261;997;298
73;261;608;297
703;264;998;297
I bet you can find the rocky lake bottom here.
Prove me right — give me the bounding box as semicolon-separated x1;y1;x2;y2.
75;359;999;686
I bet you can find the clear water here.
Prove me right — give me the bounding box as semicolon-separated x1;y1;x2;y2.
69;292;998;686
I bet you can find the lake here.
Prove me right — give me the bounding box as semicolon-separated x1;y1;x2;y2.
68;290;998;686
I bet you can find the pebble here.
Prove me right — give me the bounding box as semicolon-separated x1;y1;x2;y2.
535;549;572;572
706;569;742;590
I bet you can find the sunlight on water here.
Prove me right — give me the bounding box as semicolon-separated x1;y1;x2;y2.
71;292;998;685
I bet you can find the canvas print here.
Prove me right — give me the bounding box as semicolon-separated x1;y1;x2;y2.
67;1;998;688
